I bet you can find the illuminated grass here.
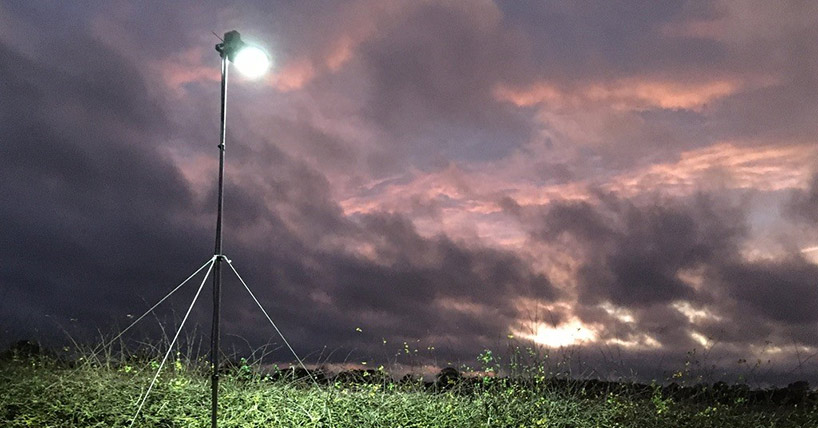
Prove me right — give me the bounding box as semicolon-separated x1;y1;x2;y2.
1;354;817;427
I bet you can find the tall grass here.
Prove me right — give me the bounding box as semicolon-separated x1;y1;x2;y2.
2;340;818;427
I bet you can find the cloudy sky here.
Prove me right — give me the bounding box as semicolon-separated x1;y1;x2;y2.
2;1;818;384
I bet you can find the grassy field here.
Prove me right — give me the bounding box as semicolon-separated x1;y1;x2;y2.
2;347;818;428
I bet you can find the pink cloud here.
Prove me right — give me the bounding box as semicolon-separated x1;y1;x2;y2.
605;142;818;196
494;76;775;112
152;46;219;94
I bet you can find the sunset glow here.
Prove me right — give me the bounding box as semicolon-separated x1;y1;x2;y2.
517;319;597;349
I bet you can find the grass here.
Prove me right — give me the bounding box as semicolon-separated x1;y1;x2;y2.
2;345;818;427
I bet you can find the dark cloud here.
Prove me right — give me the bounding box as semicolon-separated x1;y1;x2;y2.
788;172;818;223
504;187;818;365
717;258;818;325
533;193;744;306
214;209;558;360
496;1;725;80
0;35;210;344
708;79;818;143
357;1;537;164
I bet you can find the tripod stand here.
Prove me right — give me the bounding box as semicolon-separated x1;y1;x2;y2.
93;31;313;427
107;255;315;427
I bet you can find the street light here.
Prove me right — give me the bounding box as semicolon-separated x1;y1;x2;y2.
211;30;270;428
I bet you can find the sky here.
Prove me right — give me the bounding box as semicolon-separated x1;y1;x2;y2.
2;1;818;385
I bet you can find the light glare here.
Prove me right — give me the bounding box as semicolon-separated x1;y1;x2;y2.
233;46;270;78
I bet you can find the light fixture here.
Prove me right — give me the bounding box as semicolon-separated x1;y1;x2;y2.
216;30;271;78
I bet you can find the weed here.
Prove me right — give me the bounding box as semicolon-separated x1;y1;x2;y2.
2;341;818;427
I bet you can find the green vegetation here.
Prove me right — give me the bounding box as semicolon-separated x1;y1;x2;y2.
2;344;817;427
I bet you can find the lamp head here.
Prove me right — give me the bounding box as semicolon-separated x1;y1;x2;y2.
216;30;271;79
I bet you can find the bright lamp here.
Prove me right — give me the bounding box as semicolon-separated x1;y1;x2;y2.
233;45;271;78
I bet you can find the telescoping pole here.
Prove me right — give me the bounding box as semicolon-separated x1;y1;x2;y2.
211;48;229;428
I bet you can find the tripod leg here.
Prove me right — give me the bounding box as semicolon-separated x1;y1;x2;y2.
128;260;215;428
92;256;217;361
225;259;319;386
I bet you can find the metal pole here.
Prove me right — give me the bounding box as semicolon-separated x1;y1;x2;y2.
211;51;228;428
